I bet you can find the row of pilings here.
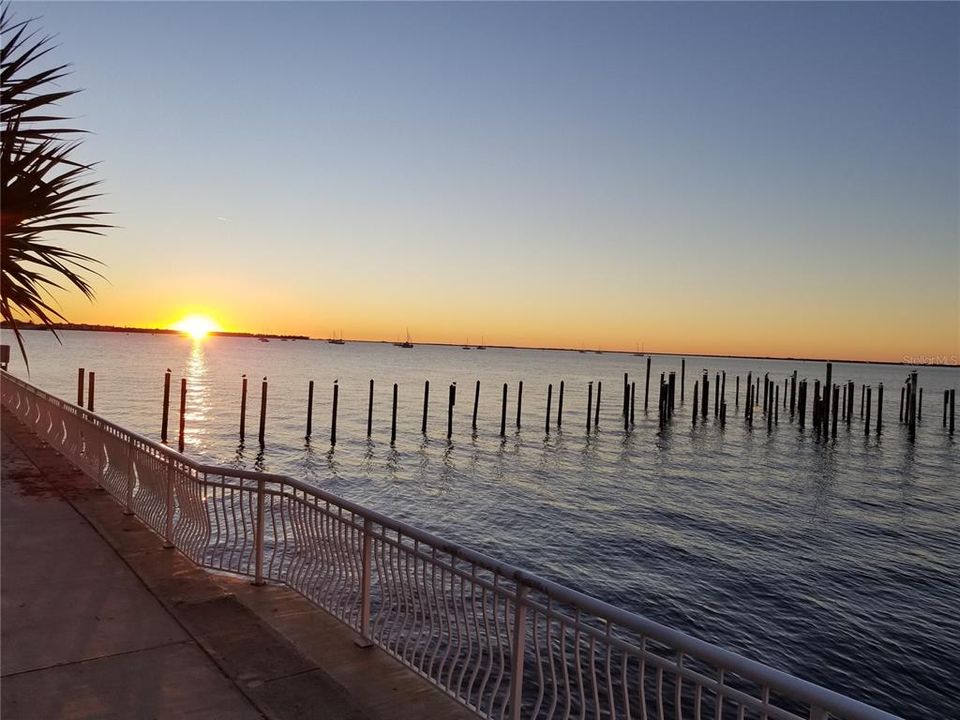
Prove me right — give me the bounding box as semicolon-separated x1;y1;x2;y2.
71;361;956;451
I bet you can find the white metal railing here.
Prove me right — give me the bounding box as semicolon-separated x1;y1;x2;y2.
0;371;900;720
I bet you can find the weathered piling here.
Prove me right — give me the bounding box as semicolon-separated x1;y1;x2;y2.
367;380;374;437
714;373;720;417
587;381;593;431
306;380;314;438
918;388;923;422
798;380;807;428
82;371;94;412
860;384;865;419
701;372;709;420
258;377;268;446
644;357;651;411
331;381;339;446
630;381;636;425
239;375;248;440
763;373;768;413
681;358;686;404
623;372;630;419
824;362;833;435
841;383;847;422
161;370;171;442
557;380;564;428
692;380;699;425
179;378;187;452
422;380;430;434
545;384;553;434
864;386;872;436
790;372;796;415
447;383;456;439
846;381;854;426
501;383;508;437
767;392;773;431
517;381;523;429
657;377;665;427
831;385;839;438
77;368;85;408
783;378;788;409
876;383;883;436
721;372;726;412
813;380;821;429
909;372;918;439
594;381;602;428
775;385;779;425
473;380;480;431
950;389;955;434
736;375;741;408
899;386;905;422
944;390;949;428
669;372;677;413
391;383;398;445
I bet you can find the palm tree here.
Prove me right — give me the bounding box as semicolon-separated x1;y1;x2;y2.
1;4;110;368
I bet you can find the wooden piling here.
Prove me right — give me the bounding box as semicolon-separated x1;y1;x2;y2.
864;386;872;436
847;381;854;425
623;372;629;419
391;383;398;445
545;384;553;434
746;384;753;427
258;377;267;446
841;383;847;422
517;381;523;429
668;372;676;416
681;358;685;404
587;382;593;431
831;385;839;438
813;381;821;429
736;375;741;408
798;380;806;429
824;362;833;434
422;380;430;434
447;383;456;439
630;381;636;425
790;372;796;415
594;381;602;428
179;378;187;452
367;379;374;437
721;372;726;412
767;392;773;431
557;380;564;428
762;373;768;414
330;381;339;446
472;380;480;431
701;373;709;420
77;368;85;408
720;401;727;426
899;386;905;422
501;383;508;437
918;388;923;422
714;373;720;417
239;375;247;440
161;370;171;442
876;383;883;436
909;372;918;438
692;381;699;425
944;389;949;428
775;385;779;425
644;357;651;411
950;389;955;434
306;380;314;438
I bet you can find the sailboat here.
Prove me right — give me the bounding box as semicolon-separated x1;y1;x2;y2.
400;328;413;349
462;337;472;350
633;341;644;357
328;329;345;345
476;335;486;350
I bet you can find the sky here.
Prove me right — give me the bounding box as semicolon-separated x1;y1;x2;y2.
15;1;960;362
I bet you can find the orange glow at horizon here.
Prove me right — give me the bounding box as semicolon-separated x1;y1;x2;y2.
170;314;221;340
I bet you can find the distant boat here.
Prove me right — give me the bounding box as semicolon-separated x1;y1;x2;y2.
328;329;345;345
258;337;270;343
476;335;486;350
634;342;644;357
400;328;413;349
462;337;472;350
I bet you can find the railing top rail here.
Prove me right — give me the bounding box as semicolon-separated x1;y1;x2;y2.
0;370;900;720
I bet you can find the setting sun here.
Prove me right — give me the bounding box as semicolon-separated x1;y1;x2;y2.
171;314;220;340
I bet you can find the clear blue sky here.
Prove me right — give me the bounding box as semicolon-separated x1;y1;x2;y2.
20;1;960;360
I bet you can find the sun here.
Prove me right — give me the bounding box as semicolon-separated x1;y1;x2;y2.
171;314;221;340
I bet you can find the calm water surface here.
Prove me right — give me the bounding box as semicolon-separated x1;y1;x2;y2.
4;330;958;718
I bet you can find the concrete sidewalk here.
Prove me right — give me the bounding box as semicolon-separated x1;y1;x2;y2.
1;411;474;720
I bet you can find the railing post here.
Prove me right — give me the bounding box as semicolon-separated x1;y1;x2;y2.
355;517;374;648
163;458;175;548
254;478;266;585
123;442;135;515
509;583;529;720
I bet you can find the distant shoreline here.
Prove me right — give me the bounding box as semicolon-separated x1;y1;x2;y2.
2;322;956;369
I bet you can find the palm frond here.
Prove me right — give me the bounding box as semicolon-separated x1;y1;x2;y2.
1;3;111;370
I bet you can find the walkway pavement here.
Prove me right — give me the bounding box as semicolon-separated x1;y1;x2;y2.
1;410;474;720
